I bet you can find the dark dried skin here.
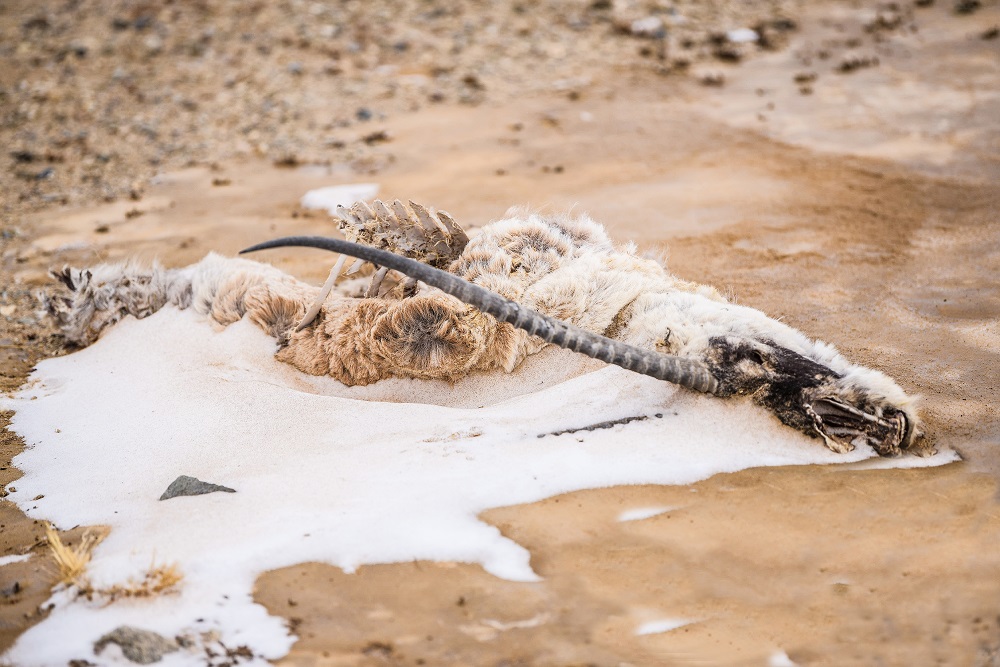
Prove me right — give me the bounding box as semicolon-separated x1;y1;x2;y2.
704;337;913;456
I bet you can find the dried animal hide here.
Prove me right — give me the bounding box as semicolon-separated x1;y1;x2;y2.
43;204;922;457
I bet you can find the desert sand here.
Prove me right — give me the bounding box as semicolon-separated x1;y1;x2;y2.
2;0;999;665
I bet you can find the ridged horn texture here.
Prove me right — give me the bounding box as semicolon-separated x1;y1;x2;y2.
240;236;720;395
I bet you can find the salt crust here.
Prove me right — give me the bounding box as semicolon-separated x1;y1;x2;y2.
1;309;958;665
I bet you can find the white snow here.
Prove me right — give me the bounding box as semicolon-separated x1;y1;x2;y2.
0;308;958;665
769;649;799;666
726;28;760;43
0;554;32;567
630;16;664;37
299;183;379;215
617;506;681;522
635;618;695;636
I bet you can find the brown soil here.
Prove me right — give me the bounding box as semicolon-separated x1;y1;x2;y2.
2;0;999;664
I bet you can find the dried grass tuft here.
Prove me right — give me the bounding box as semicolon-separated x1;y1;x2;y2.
99;561;184;601
44;522;183;601
44;522;102;587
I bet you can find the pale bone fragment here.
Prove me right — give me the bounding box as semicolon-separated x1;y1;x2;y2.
295;254;347;331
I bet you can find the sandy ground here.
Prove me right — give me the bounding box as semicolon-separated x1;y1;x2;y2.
2;0;999;665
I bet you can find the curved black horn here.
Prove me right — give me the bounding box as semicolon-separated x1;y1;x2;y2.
241;236;720;394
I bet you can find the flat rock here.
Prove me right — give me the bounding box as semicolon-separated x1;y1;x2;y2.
159;474;235;501
94;626;179;664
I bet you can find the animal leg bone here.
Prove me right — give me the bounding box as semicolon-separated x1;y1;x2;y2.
366;266;391;298
295;254;347;331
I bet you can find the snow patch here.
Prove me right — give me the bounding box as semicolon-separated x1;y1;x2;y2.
299;183;379;215
0;308;957;665
0;554;32;567
727;28;760;43
617;506;681;522
769;649;799;666
635;618;695;635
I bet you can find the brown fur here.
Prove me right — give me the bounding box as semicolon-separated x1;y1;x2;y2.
44;213;619;385
277;296;527;385
269;212;606;384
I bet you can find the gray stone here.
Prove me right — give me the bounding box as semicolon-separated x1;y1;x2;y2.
159;475;235;501
94;626;179;664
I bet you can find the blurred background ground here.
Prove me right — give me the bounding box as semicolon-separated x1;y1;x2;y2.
1;0;999;665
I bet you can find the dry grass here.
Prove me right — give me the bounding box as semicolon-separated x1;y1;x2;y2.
99;561;184;601
44;523;183;601
44;522;101;587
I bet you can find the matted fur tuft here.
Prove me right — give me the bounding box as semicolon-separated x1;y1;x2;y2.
42;261;190;347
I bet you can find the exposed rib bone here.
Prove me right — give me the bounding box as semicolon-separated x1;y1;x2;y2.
295;254;347;332
347;258;366;275
435;209;469;257
366;266;390;298
333;199;468;270
241;236;720;394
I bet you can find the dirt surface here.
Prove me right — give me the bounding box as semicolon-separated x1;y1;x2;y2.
2;0;1000;664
